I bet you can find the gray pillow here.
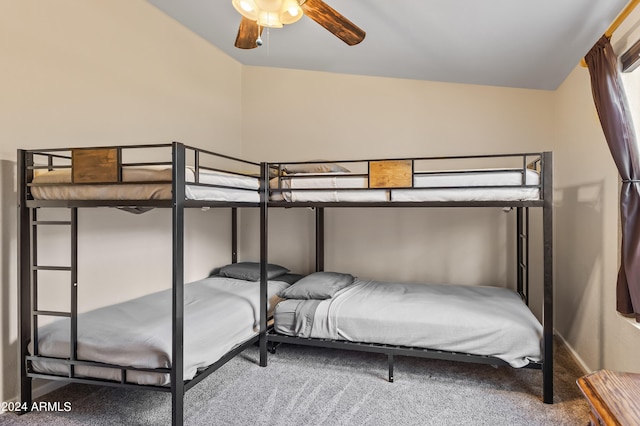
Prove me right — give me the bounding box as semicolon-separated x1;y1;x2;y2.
219;262;289;281
284;163;350;174
278;272;355;300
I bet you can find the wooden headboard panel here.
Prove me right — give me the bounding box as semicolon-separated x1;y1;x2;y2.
369;160;413;188
71;148;120;183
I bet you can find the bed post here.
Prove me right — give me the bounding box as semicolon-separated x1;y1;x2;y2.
259;162;269;367
525;207;530;304
316;208;324;272
516;207;524;298
17;149;33;413
171;142;186;426
516;206;531;303
542;151;554;404
231;208;238;264
70;208;79;377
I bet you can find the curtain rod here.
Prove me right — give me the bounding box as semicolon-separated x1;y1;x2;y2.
580;0;640;67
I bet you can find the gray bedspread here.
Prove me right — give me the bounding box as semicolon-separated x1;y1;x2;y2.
274;279;542;367
32;276;289;385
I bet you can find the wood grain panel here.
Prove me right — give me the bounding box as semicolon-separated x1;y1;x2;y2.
369;160;412;188
235;16;263;49
72;148;119;183
577;369;640;425
301;0;366;46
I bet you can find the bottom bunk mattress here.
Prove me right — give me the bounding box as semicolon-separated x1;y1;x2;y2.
30;276;290;386
273;276;542;368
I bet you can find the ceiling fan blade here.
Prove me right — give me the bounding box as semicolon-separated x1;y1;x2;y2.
301;0;365;46
235;17;263;49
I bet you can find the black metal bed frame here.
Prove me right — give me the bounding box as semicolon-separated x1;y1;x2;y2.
17;142;261;426
259;151;554;404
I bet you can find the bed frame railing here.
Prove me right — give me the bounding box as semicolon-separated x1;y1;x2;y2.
23;143;261;203
268;152;546;201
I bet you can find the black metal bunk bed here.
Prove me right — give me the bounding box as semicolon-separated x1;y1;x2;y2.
17;142;264;426
258;151;554;404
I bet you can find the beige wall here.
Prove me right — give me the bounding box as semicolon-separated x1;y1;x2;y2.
551;14;640;372
241;67;554;162
0;0;243;403
552;66;622;371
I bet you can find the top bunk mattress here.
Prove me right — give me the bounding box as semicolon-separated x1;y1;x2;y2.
30;167;260;203
270;169;541;203
395;168;540;201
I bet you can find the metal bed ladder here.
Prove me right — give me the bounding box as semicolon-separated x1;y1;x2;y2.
19;206;79;411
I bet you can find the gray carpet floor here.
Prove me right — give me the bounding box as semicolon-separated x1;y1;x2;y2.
1;338;590;425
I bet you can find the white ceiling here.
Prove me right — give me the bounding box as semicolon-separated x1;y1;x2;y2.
147;0;629;91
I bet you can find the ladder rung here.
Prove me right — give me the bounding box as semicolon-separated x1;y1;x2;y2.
33;221;72;226
32;266;72;271
33;310;71;318
33;266;71;271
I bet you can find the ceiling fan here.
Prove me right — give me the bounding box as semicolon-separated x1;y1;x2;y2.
232;0;366;49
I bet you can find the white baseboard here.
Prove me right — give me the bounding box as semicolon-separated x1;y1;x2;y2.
555;330;592;375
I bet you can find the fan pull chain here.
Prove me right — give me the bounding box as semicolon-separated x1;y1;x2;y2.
254;24;270;54
256;24;263;47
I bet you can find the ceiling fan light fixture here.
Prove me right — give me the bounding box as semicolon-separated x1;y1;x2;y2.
279;0;303;25
232;0;258;20
255;0;282;12
233;0;366;50
232;0;302;29
257;10;283;28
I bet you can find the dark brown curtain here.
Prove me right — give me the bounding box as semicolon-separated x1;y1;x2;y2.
585;35;640;321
